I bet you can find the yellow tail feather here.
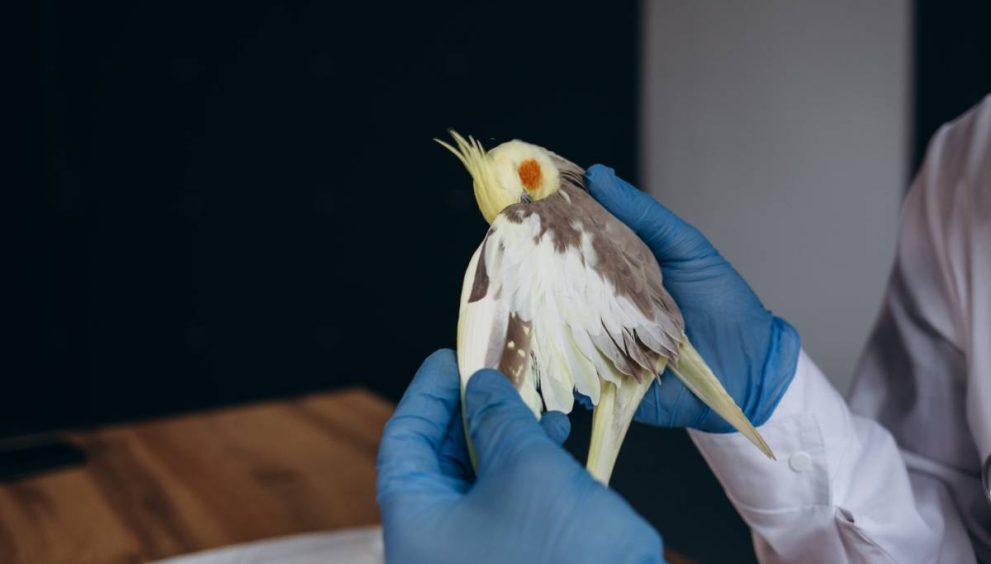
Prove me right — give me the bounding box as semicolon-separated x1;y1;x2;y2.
670;338;775;460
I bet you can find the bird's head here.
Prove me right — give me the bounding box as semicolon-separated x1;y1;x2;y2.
436;131;561;224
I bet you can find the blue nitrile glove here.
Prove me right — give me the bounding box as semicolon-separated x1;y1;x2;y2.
376;349;664;564
584;165;801;432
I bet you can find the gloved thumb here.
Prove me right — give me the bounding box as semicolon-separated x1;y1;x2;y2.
585;164;715;264
464;369;560;474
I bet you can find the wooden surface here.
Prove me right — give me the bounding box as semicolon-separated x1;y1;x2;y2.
0;388;392;564
0;387;695;564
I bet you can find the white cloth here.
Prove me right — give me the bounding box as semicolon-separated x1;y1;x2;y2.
689;94;991;563
150;527;384;564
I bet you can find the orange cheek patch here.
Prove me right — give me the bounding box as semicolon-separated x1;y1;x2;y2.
517;159;542;192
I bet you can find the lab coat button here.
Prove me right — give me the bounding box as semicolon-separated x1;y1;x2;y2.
789;451;813;473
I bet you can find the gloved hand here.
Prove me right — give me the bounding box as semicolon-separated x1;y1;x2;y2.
376;349;663;564
584;165;801;432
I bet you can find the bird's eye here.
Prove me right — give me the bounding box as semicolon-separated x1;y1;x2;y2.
517;159;542;192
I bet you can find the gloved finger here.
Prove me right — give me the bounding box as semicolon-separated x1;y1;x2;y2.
437;401;474;485
573;390;593;411
464;369;553;474
585;164;715;264
634;369;702;428
377;349;461;496
539;411;572;445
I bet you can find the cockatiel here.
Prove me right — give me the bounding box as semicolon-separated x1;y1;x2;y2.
439;132;774;484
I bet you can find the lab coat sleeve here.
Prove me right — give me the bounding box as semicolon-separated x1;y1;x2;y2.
688;95;991;563
688;350;964;563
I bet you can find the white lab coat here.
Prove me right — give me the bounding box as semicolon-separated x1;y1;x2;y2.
689;95;991;563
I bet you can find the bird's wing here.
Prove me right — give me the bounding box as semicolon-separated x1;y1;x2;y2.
457;184;684;416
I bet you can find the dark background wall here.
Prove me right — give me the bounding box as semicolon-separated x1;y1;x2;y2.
913;1;991;170
20;0;639;437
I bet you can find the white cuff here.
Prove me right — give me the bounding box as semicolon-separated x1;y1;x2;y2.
687;349;854;512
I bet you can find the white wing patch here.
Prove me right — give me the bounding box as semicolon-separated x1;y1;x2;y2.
458;211;669;417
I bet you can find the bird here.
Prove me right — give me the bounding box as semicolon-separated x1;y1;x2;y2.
438;131;773;485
